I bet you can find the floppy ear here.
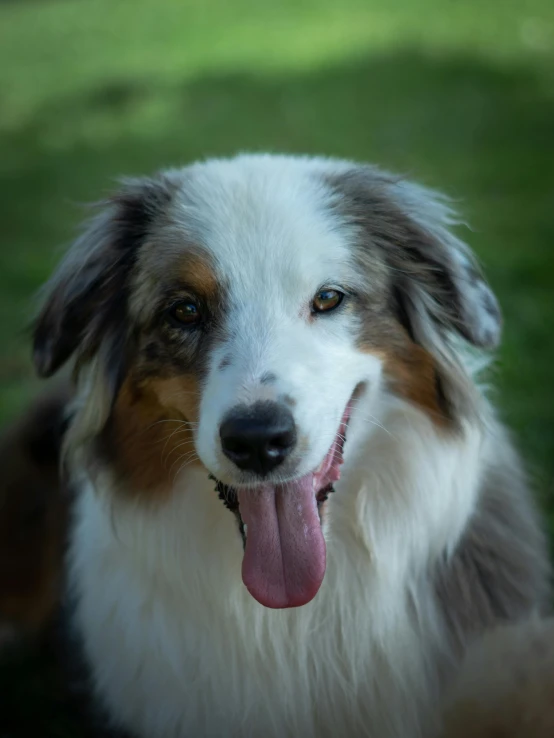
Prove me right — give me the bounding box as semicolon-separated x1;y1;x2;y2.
387;177;502;350
331;167;502;350
32;176;174;390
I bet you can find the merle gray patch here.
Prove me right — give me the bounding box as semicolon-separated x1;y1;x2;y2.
434;459;552;653
32;176;176;391
325;167;502;346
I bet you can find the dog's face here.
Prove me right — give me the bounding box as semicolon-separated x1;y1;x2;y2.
32;155;502;608
158;169;381;488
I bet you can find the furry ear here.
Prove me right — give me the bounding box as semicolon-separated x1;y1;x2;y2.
387;177;502;350
330;167;502;350
32;176;174;387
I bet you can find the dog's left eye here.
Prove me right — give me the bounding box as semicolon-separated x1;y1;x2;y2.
312;289;344;313
168;300;201;326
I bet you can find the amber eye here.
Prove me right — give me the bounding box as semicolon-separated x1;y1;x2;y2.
169;301;200;326
312;289;344;314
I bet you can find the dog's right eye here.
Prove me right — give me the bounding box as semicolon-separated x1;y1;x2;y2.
312;289;344;314
168;301;201;327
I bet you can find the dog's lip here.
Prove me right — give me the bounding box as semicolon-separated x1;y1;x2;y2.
217;399;354;491
213;387;359;529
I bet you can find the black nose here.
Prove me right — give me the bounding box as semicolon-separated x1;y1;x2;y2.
220;401;297;476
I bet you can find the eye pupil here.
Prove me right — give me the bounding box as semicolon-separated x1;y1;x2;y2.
313;289;343;313
170;301;200;325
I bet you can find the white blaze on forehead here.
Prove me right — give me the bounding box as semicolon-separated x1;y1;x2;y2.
166;154;357;305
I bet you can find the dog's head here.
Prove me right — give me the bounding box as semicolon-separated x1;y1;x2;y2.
32;155;501;608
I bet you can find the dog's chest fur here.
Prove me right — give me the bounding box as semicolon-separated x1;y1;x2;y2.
67;401;488;738
70;494;443;738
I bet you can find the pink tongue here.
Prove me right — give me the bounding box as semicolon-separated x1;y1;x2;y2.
238;476;326;609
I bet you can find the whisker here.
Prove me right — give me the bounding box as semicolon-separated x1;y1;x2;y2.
159;425;192;458
143;418;199;438
152;427;190;446
355;414;395;439
164;439;197;468
172;451;200;483
146;419;199;431
169;449;197;480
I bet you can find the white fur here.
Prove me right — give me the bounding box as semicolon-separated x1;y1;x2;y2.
65;155;504;737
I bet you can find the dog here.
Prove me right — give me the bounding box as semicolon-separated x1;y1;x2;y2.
0;381;71;647
1;154;551;737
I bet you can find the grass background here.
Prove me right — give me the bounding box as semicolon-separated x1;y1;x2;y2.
0;0;553;735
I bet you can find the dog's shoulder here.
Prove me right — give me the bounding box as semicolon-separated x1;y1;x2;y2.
434;427;551;649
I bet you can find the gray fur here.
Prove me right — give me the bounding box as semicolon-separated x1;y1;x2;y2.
32;176;175;381
435;440;552;652
325;166;501;348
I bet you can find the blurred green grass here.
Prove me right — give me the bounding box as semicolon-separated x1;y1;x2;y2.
0;0;553;734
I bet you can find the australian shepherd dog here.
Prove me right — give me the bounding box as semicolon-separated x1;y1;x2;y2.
0;154;550;737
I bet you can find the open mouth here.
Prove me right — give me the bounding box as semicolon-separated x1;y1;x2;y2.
212;398;354;610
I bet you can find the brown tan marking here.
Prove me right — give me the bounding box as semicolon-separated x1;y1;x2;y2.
359;319;451;427
102;374;204;499
382;342;449;426
177;251;220;302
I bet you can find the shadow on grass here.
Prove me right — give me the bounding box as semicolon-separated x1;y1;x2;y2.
0;47;553;736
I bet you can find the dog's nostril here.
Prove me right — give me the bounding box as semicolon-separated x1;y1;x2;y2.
222;437;251;460
220;402;296;477
268;430;295;452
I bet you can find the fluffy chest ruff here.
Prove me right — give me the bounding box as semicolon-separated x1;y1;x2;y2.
68;400;480;738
